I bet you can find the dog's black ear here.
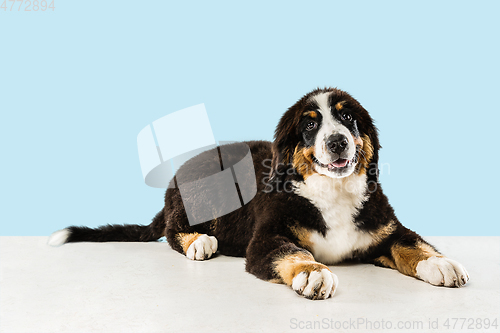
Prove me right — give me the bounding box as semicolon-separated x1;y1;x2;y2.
367;127;381;183
269;105;302;183
360;113;381;183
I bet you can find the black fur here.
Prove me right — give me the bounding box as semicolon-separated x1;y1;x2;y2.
65;210;165;243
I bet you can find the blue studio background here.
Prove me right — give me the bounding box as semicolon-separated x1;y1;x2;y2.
1;1;498;236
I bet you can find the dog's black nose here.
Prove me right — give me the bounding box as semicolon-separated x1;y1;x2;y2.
327;134;348;154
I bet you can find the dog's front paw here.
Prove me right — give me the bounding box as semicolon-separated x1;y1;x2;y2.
292;268;338;300
416;256;469;287
186;234;218;261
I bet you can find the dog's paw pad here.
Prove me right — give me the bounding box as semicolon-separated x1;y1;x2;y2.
186;235;218;261
416;256;469;287
292;268;338;300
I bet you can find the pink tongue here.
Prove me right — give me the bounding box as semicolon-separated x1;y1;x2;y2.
330;159;348;168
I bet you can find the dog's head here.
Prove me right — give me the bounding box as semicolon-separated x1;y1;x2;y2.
270;88;380;183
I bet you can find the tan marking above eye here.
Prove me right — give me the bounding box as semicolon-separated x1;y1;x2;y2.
302;111;317;118
335;101;346;111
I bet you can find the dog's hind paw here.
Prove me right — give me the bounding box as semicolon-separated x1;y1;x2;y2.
186;234;218;261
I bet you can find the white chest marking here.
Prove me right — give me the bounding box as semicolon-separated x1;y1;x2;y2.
293;173;373;264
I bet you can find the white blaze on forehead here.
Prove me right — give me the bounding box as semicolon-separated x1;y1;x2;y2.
310;92;331;115
313;93;338;138
310;92;354;166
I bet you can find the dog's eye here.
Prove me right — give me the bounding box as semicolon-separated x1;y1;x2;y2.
341;113;352;122
305;121;317;131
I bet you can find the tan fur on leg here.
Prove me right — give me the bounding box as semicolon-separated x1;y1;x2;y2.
176;233;201;254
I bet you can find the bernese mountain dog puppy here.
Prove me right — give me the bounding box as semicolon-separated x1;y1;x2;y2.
49;87;469;300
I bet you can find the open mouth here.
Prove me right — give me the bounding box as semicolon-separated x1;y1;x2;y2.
312;156;350;171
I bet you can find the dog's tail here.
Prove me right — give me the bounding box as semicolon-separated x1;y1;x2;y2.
47;210;166;246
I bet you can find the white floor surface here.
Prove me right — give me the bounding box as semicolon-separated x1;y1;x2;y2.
1;236;499;333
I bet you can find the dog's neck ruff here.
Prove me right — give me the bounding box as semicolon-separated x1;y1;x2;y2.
293;173;368;206
292;173;371;264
